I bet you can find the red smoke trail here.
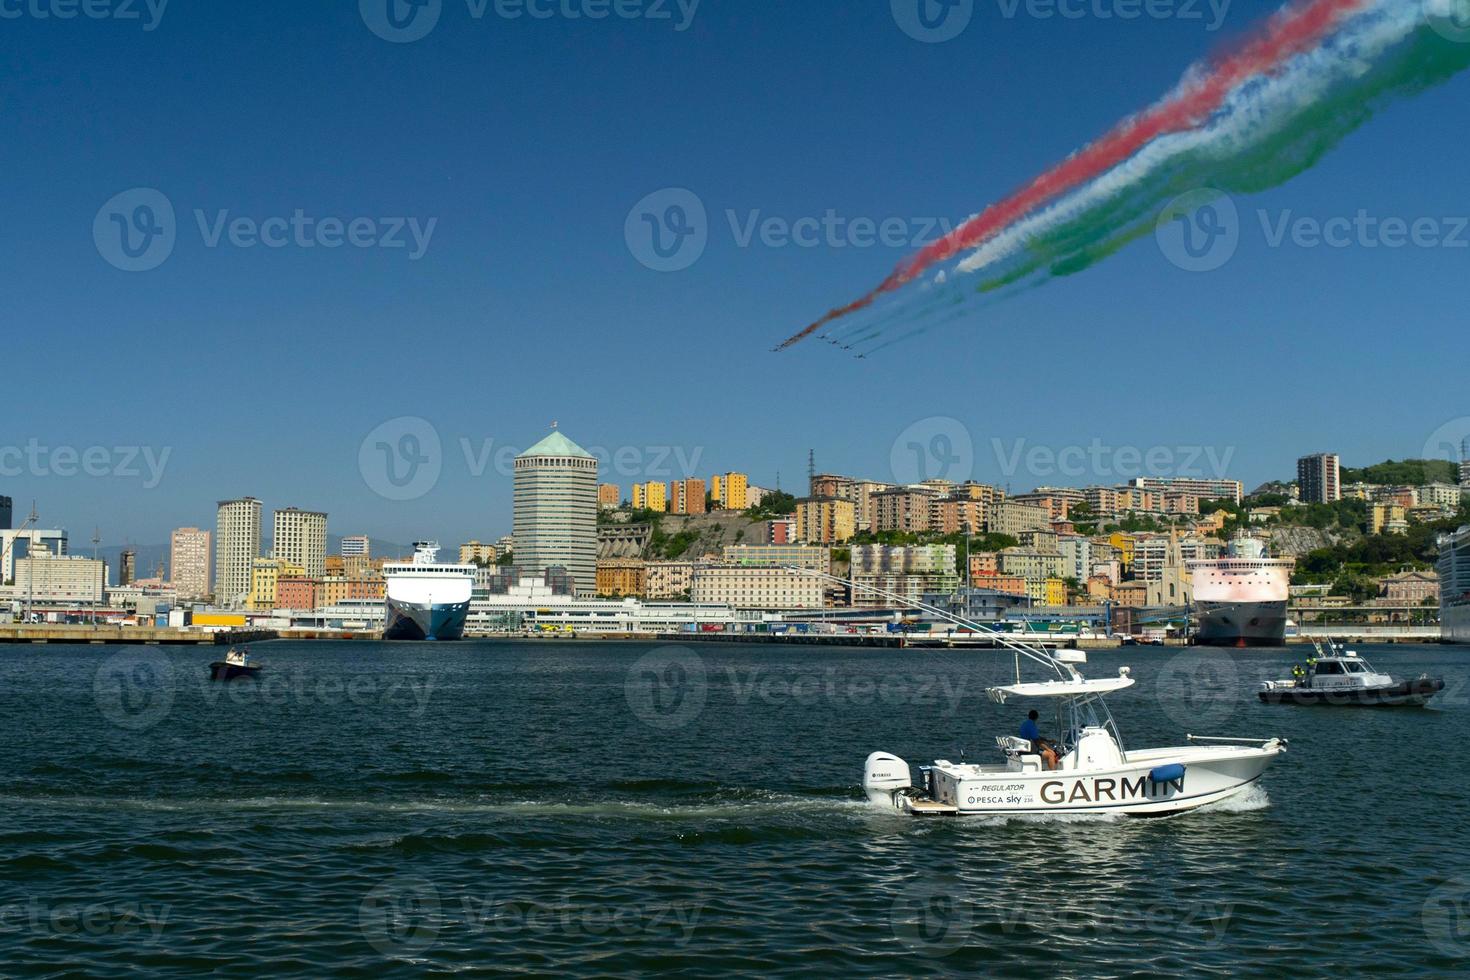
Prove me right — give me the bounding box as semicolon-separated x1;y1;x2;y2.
776;0;1377;350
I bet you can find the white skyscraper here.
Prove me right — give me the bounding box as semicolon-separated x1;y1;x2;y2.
215;498;262;608
512;430;598;596
341;535;370;558
273;508;328;579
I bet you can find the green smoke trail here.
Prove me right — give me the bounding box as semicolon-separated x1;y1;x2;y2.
850;21;1470;354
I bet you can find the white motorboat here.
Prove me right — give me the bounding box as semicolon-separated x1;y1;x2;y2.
1259;638;1444;707
791;569;1289;819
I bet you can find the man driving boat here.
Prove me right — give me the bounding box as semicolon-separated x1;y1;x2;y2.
1019;709;1059;770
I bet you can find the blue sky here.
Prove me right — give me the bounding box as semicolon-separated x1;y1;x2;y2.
3;0;1466;547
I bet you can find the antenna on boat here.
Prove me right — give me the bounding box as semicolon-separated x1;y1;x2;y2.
784;566;1074;680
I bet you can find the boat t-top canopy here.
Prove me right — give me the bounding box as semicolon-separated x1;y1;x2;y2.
987;670;1135;702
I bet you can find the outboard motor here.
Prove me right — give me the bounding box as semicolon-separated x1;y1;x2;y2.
863;752;911;808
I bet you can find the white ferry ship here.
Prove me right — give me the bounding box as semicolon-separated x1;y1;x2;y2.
1186;536;1295;647
1438;524;1470;644
382;542;475;641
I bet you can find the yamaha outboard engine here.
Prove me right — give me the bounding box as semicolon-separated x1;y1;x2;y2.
863;752;911;808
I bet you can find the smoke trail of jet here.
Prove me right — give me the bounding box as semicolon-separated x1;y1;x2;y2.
776;0;1464;352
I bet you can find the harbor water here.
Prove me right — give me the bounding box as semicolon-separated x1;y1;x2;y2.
1;641;1467;976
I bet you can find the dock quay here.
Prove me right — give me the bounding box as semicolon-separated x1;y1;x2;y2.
0;625;278;646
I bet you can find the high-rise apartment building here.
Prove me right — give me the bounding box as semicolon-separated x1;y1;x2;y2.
669;478;707;515
711;472;748;511
632;482;668;513
119;549;136;586
170;526;212;600
513;430;599;596
795;497;856;544
1297;453;1342;503
273;508;328;578
215;498;262;608
340;535;370;558
598;484;622;510
459;540;498;564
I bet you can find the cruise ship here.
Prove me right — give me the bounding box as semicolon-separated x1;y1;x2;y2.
382;542;475;641
1438;525;1470;644
1186;536;1295;647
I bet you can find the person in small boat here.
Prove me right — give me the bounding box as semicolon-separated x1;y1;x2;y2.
1019;710;1059;770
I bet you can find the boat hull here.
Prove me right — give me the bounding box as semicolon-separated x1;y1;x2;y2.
209;663;262;681
1442;603;1470;645
383;596;469;641
877;745;1283;818
1259;677;1445;707
1194;600;1288;647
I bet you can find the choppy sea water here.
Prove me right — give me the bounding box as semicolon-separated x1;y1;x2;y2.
0;640;1467;977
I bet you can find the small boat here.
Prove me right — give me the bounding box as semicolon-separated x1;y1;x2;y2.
209;647;262;681
1259;639;1444;707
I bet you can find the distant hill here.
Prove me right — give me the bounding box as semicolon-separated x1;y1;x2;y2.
1341;459;1459;486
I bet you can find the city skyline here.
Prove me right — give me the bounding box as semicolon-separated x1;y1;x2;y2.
3;420;1468;550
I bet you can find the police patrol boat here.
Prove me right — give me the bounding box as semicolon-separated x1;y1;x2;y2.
1259;638;1444;707
789;570;1289;819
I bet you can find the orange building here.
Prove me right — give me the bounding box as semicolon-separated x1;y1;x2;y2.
669;478;707;515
